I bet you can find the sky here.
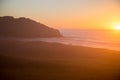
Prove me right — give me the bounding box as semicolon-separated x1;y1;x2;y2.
0;0;120;29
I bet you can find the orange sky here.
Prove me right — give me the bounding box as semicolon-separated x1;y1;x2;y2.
0;0;120;29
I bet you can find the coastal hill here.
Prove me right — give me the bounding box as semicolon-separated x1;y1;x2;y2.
0;16;62;37
0;40;120;80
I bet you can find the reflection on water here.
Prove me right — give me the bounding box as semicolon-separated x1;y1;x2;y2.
0;30;120;51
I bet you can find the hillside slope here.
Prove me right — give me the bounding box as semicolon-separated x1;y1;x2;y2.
0;16;62;37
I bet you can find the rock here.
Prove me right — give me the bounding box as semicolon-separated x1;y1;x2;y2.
0;16;62;38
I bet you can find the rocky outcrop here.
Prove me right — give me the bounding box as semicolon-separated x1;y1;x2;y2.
0;16;62;38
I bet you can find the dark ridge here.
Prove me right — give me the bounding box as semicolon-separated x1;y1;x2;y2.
0;40;120;80
0;16;62;38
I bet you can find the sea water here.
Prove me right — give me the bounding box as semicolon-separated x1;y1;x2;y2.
2;29;120;51
24;29;120;51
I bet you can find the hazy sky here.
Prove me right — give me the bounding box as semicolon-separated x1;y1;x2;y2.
0;0;120;29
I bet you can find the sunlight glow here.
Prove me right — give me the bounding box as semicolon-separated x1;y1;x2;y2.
114;25;120;30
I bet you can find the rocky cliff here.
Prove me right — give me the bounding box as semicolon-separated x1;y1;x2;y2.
0;16;62;38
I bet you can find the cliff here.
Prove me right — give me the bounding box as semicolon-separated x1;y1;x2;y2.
0;16;62;38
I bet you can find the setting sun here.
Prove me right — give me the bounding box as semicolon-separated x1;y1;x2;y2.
114;25;120;30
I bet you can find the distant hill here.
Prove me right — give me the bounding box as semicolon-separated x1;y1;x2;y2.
0;16;62;38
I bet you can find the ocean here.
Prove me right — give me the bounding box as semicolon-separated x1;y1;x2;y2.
36;29;120;51
59;29;120;51
2;29;120;51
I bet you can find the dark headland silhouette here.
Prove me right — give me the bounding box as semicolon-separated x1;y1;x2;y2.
0;16;120;80
0;16;62;38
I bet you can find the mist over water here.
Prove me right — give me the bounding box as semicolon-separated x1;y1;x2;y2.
60;29;120;50
33;29;119;51
35;29;120;51
1;29;120;51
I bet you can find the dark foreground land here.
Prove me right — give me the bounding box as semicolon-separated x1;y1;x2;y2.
0;40;120;80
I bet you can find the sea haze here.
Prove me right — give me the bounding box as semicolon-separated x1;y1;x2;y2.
2;29;120;51
38;29;120;51
60;29;120;50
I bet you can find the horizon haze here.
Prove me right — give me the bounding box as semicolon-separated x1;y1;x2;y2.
0;0;120;29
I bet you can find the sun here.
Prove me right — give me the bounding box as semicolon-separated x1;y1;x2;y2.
114;25;120;30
